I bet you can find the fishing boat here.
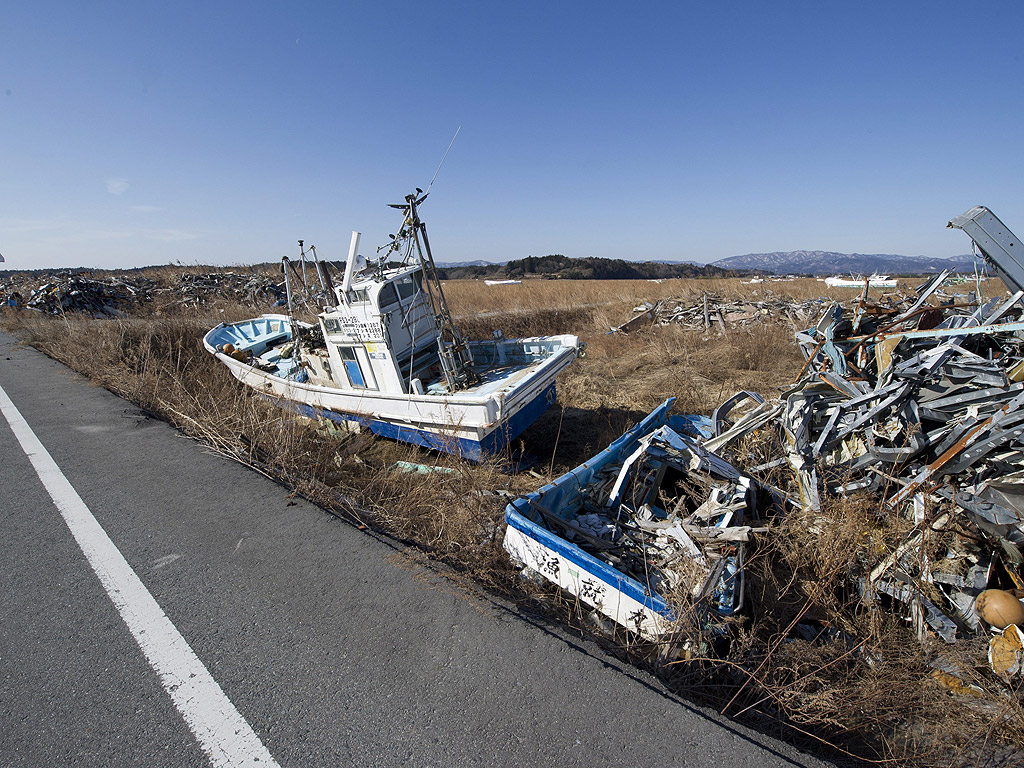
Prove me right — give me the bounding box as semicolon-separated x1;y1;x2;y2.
204;190;584;459
503;398;784;640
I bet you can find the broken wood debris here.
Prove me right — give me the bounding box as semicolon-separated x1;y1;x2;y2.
15;274;156;317
513;207;1024;692
611;292;830;333
700;211;1024;682
171;272;286;307
611;276;988;335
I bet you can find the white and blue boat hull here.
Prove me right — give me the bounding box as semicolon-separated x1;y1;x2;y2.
204;315;581;459
503;400;729;640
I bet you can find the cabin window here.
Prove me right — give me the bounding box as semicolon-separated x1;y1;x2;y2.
323;317;340;333
337;346;377;389
396;273;421;300
378;283;399;309
339;346;366;387
345;288;370;304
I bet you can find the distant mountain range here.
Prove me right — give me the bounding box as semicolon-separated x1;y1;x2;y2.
428;251;987;279
1;253;983;278
710;251;979;276
438;252;982;276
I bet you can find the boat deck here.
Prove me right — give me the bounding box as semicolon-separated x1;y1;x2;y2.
207;316;292;356
206;317;573;399
460;360;545;396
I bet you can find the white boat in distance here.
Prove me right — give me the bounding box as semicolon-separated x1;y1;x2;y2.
204;191;584;459
823;274;898;289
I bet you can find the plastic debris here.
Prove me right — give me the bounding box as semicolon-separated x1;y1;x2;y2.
989;624;1024;680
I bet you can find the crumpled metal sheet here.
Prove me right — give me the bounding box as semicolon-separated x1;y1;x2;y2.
698;208;1024;656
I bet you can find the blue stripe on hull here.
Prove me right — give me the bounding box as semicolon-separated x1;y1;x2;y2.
272;382;558;461
479;382;557;455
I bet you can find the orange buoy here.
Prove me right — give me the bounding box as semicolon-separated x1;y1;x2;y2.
976;589;1024;629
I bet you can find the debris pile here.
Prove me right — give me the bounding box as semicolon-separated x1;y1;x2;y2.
21;275;154;317
0;275;31;308
710;268;1024;679
172;272;286;307
613;293;829;333
515;207;1024;694
1;269;290;316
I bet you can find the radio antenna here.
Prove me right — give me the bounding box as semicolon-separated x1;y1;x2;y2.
426;126;461;194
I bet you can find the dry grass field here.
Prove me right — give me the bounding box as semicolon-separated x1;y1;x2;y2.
3;272;1020;766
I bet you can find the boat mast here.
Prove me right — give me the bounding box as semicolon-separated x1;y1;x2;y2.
299;239;331;304
387;190;478;391
280;255;300;356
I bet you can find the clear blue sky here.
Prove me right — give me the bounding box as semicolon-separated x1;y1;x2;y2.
2;1;1023;269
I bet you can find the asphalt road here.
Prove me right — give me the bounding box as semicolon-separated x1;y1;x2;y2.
0;330;832;767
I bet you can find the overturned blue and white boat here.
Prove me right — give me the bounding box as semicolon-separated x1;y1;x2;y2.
204;191;584;459
503;398;784;640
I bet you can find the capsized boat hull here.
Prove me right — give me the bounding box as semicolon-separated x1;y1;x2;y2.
504;401;680;637
503;399;772;641
203;315;581;459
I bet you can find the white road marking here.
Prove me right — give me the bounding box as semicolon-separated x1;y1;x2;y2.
0;383;280;768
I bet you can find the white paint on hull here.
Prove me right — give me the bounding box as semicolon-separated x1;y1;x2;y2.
205;323;580;447
503;525;668;639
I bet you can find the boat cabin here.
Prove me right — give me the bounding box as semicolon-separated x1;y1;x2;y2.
315;264;445;395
